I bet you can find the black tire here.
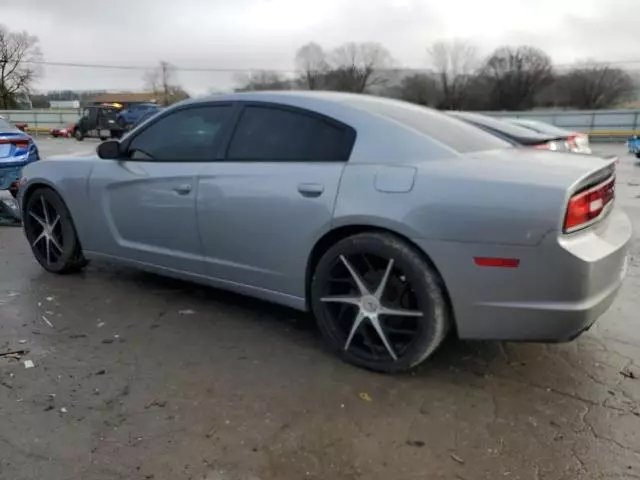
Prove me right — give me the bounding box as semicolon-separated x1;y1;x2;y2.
23;187;89;274
74;129;84;141
311;232;450;373
99;137;108;141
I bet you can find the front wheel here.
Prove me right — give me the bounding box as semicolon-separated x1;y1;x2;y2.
74;129;84;141
311;232;451;373
23;188;89;274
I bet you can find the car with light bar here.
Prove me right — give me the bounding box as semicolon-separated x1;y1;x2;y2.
503;118;591;154
17;92;631;373
73;103;126;141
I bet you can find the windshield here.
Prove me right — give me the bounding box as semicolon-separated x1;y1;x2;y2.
345;97;512;153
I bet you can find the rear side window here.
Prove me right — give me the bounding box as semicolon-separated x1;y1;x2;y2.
345;97;511;154
227;106;354;161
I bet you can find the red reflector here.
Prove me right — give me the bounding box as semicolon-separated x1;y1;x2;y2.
474;257;520;268
533;143;550;150
564;177;615;232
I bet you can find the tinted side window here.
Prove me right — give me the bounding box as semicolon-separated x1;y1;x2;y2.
127;105;231;161
227;106;353;161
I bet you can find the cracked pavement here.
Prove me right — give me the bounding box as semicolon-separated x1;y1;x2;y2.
1;140;640;480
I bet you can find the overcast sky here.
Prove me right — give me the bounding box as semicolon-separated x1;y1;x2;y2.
1;0;638;94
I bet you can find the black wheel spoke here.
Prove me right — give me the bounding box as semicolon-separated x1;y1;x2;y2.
321;251;424;364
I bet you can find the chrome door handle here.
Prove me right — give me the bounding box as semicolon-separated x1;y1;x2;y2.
173;184;192;195
298;183;324;197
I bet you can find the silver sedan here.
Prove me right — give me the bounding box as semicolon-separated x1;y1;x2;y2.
18;92;631;372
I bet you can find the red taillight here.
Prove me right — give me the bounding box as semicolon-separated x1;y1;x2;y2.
533;143;550;150
564;177;615;232
0;138;30;149
566;135;577;150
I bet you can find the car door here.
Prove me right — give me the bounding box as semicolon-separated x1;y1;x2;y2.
86;103;234;274
197;103;356;300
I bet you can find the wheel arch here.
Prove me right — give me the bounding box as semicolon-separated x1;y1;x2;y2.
305;224;456;330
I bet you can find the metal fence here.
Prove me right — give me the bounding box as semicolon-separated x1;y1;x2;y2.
0;109;81;134
2;107;639;140
481;109;640;141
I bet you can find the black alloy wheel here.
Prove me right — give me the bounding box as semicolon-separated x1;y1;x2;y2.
311;232;450;373
23;188;88;274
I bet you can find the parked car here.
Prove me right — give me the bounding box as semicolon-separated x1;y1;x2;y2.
18;93;630;372
628;135;640;158
133;107;164;127
447;111;579;152
116;103;160;128
504;118;591;154
50;123;75;138
1;117;39;199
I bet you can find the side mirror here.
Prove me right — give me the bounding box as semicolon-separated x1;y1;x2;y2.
97;140;121;159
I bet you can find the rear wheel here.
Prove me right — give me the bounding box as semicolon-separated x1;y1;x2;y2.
311;232;450;373
23;188;88;274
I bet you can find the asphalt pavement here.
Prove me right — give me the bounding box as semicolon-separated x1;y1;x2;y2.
1;139;640;480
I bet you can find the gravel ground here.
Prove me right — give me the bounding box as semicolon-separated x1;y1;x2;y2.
1;140;640;480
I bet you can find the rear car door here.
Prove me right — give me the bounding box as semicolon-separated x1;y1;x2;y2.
197;103;356;299
87;104;234;274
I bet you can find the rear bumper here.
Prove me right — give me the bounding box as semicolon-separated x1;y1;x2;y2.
415;209;632;342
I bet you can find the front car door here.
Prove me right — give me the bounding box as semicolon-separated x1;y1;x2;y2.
85;103;234;275
197;103;356;305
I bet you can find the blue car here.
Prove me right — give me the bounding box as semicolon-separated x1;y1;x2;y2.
116;103;160;127
628;135;640;158
0;117;40;197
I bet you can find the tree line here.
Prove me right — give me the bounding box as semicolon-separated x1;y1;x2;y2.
236;41;638;110
0;22;637;111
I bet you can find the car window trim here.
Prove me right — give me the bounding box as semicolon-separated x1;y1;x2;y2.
222;101;357;163
118;102;238;163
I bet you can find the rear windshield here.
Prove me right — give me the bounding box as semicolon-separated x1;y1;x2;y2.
344;97;512;153
510;120;571;136
448;112;552;140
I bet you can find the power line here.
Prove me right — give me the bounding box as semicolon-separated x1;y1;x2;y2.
23;57;640;74
23;60;297;74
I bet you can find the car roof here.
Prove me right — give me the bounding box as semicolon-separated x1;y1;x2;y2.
506;118;574;136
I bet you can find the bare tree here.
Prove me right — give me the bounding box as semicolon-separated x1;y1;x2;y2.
428;40;478;109
0;25;42;109
556;64;634;109
295;42;328;90
393;73;438;106
142;61;188;105
234;71;291;91
482;46;553;110
326;42;394;93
